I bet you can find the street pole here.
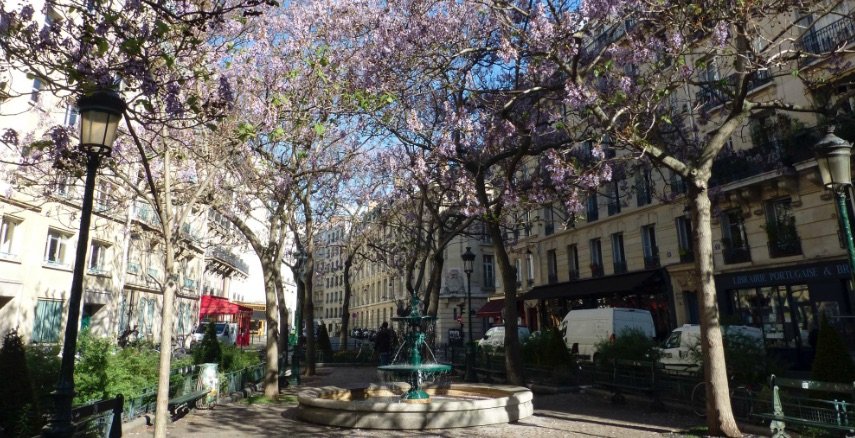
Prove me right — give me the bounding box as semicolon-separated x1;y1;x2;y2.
461;247;477;382
835;187;855;287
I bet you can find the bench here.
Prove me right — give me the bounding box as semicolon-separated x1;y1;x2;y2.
754;375;855;437
167;366;211;420
71;394;123;437
593;359;662;407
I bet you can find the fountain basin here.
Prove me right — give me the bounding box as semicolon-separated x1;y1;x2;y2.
297;383;533;429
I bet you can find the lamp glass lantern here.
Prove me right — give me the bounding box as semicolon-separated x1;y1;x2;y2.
77;90;126;155
462;246;475;274
815;127;853;189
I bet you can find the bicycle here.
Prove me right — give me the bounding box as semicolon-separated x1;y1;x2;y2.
691;376;755;419
117;325;139;347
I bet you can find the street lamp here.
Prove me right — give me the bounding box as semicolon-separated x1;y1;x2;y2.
461;246;477;382
44;89;126;437
814;126;855;286
291;251;307;386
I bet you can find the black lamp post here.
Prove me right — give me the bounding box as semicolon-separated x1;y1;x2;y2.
291;251;307;386
43;89;126;437
814;127;855;286
461;246;477;382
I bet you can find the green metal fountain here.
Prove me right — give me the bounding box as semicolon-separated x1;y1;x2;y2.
377;291;452;403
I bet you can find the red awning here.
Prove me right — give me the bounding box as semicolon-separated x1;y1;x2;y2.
200;295;239;317
476;299;505;317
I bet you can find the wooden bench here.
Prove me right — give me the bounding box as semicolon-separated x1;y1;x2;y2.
167;366;211;420
593;359;662;407
754;375;855;437
71;394;123;438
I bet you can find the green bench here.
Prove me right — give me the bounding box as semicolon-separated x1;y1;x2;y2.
593;359;662;407
754;375;855;437
167;366;212;420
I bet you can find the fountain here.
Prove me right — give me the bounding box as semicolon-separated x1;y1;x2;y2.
296;291;534;430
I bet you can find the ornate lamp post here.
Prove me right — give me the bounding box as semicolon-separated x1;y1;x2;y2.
814;127;855;286
291;250;307;386
44;89;126;437
461;246;477;382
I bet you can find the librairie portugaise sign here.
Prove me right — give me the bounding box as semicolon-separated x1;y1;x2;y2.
717;261;851;289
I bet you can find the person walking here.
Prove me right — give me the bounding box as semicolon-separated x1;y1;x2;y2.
375;321;394;365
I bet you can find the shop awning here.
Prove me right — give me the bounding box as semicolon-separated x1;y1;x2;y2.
476;299;505;317
523;269;665;301
200;295;251;317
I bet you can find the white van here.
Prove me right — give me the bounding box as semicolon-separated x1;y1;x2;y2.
190;322;238;346
658;324;764;371
559;308;655;360
477;326;532;350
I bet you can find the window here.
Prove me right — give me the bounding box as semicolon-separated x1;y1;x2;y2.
30;77;41;103
54;177;71;198
636;168;652;207
138;297;155;336
671;172;688;195
721;209;751;264
543;206;555;236
547;250;558;283
611;233;627;273
586;192;599;222
0;216;20;259
607;182;621;216
676;216;694;262
64;105;78;127
567;245;579;279
590;238;603;277
483;255;495;289
515;258;522;286
526;252;535;285
93;180;111;211
88;241;110;275
33;299;63;343
44;229;71;267
641;224;659;269
766;198;801;257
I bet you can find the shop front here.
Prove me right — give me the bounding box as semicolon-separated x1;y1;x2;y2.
199;295;253;347
524;269;675;339
716;259;855;369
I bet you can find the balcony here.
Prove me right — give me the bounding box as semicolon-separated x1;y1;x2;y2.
722;246;752;264
544;222;555;236
613;261;627;274
180;223;203;246
208;245;250;276
607;200;621;216
797;16;855;65
643;253;660;269
133;202;160;227
679;248;695;263
710;126;820;187
590;263;604;278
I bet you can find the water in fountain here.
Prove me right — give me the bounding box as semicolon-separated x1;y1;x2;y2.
377;291;452;403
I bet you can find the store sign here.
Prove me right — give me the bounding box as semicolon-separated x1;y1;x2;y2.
717;261;851;289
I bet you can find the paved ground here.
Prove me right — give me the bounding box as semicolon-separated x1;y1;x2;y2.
126;366;722;438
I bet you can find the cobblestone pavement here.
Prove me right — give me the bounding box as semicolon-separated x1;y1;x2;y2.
127;366;716;438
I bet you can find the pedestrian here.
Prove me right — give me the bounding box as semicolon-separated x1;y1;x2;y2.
375;321;393;365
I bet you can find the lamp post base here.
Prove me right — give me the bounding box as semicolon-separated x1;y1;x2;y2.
464;345;479;383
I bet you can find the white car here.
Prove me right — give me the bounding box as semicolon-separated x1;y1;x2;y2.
191;322;237;346
477;326;531;349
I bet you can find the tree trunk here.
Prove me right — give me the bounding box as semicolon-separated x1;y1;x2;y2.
274;269;289;365
153;280;177;438
425;252;443;317
261;259;281;398
485;220;524;385
340;256;353;350
304;255;317;375
690;185;741;437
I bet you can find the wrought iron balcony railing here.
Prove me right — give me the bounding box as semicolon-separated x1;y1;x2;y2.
797;16;855;65
722;246;752;264
613;261;628;274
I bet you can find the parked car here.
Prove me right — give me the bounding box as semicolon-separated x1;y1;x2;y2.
559;308;655;361
477;325;531;349
190;322;238;347
658;324;764;372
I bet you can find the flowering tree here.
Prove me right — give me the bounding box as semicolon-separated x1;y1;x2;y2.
0;1;273;436
483;0;854;434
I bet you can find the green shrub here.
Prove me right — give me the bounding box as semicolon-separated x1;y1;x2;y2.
74;329;112;404
811;317;855;383
684;327;772;384
0;329;37;437
594;328;659;365
220;345;261;372
522;328;573;368
26;344;60;408
317;325;333;361
193;322;222;365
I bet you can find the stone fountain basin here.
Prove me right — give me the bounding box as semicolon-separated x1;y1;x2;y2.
297;383;533;429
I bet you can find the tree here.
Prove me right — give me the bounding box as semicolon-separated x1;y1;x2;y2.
0;330;36;437
811;317;855;383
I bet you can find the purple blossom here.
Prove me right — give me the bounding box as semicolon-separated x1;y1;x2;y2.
1;129;19;146
713;22;729;47
165;82;183;115
218;76;235;108
20;5;34;21
619;76;632;93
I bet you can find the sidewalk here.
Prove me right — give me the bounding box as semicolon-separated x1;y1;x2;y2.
126;366;715;437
